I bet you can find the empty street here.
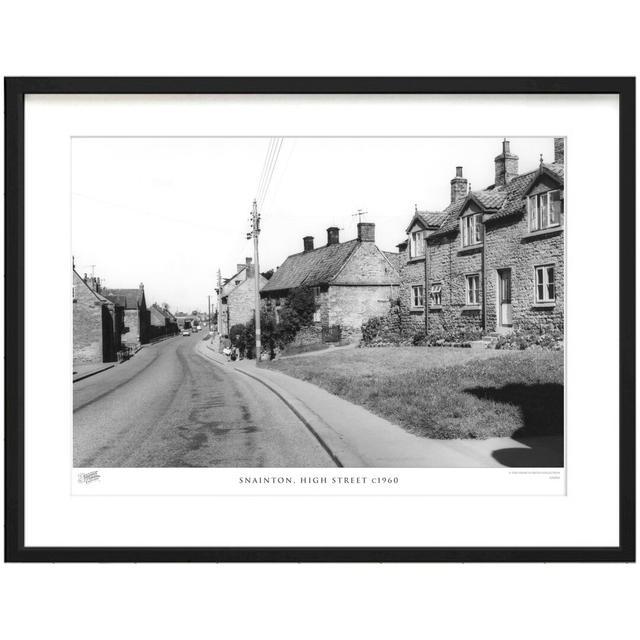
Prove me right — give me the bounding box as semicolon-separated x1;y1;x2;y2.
73;335;334;468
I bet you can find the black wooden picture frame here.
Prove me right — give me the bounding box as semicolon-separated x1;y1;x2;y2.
4;77;636;562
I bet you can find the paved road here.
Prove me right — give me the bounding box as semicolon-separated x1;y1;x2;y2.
73;335;335;467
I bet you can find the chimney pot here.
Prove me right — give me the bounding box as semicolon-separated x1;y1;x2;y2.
246;257;252;265
303;236;315;252
455;166;463;177
327;227;340;246
357;222;375;243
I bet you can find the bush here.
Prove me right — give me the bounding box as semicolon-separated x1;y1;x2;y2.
362;316;385;343
494;325;563;351
239;286;318;359
413;327;483;347
412;330;426;345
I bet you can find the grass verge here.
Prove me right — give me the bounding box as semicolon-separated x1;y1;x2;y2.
262;347;563;439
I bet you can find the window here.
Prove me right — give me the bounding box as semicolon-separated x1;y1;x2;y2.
465;274;481;305
529;189;563;231
411;285;424;308
460;213;483;247
535;265;555;303
410;229;425;258
429;283;442;306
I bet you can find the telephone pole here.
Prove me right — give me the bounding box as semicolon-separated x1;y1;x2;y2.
247;199;261;360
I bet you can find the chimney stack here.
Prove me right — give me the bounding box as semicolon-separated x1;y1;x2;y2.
357;222;375;242
494;139;519;186
450;166;468;203
303;236;314;252
327;227;340;246
554;137;565;165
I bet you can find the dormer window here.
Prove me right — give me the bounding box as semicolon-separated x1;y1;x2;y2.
460;213;483;247
529;189;563;231
409;229;426;258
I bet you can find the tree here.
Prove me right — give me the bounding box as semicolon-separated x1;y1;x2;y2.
161;302;170;311
238;286;317;359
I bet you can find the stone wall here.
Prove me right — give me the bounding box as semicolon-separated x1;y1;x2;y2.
327;284;397;332
397;250;427;334
332;241;399;285
429;233;484;333
361;305;412;345
228;275;267;329
73;272;104;364
484;213;564;332
289;324;324;346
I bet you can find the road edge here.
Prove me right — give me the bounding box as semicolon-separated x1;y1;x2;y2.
195;341;355;467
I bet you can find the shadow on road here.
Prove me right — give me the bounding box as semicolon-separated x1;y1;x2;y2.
465;383;564;467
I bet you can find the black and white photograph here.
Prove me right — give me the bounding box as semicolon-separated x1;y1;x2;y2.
72;135;565;470
6;76;632;566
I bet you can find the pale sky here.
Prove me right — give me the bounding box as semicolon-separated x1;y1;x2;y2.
72;136;556;312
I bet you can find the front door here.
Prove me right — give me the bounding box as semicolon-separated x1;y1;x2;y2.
498;269;513;328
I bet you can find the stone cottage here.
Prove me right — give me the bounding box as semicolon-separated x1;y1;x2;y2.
398;138;565;336
216;257;268;336
73;269;124;364
103;283;150;347
149;303;179;339
261;222;400;340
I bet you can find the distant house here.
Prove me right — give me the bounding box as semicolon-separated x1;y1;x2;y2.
216;257;268;336
73;269;123;364
149;303;179;338
175;314;200;331
398;138;565;335
261;223;400;339
103;283;150;347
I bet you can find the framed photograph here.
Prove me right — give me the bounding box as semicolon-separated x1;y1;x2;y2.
4;77;635;562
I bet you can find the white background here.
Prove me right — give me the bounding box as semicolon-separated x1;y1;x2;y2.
1;1;638;639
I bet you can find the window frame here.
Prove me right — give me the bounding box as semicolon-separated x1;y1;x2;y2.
460;213;483;248
411;284;424;308
465;273;481;306
534;264;556;304
528;189;563;232
429;282;442;307
410;228;425;258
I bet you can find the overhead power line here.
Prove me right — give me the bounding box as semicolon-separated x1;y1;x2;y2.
256;137;283;210
255;138;276;205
